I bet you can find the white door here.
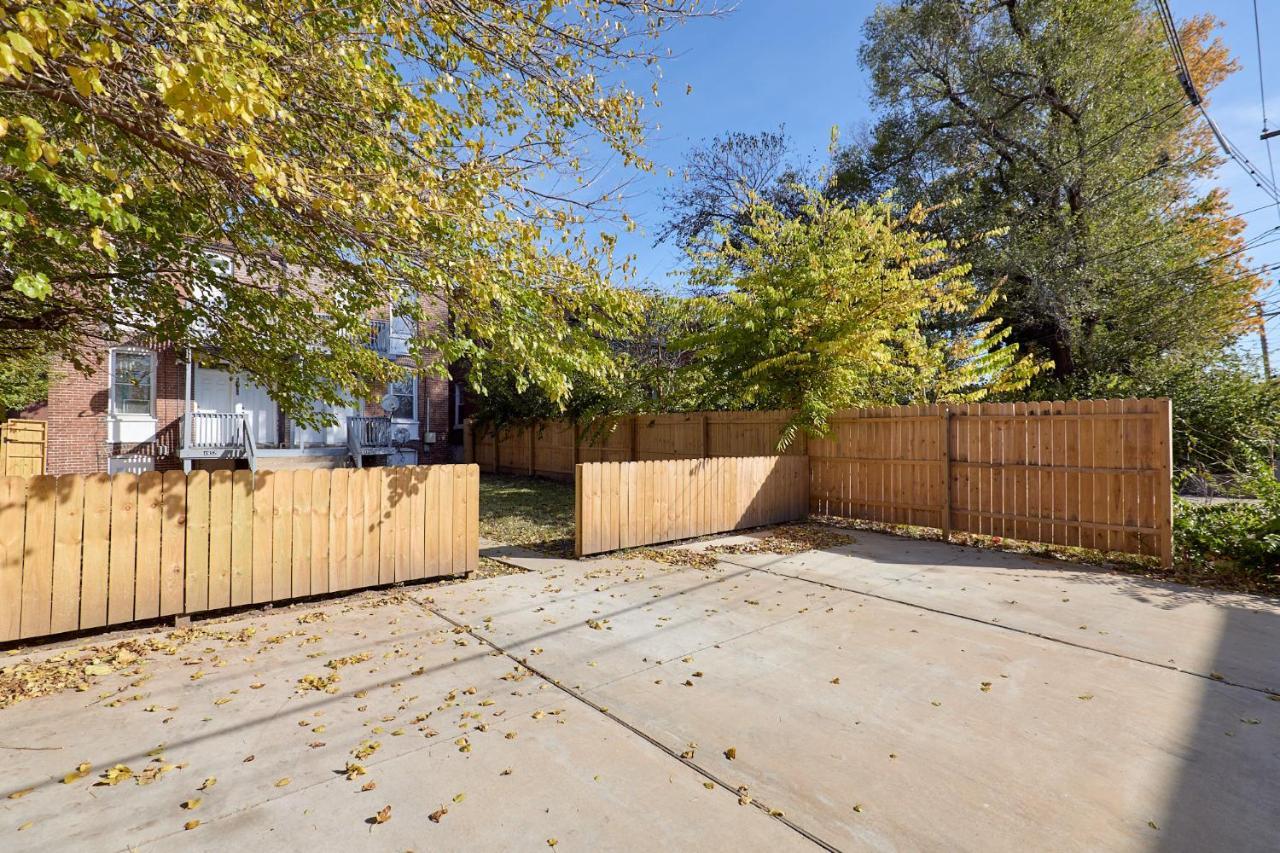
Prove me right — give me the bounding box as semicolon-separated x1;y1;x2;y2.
193;367;278;446
193;367;234;413
294;397;361;447
236;378;278;446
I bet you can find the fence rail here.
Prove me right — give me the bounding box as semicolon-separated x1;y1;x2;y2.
0;464;479;644
575;456;809;556
473;398;1173;564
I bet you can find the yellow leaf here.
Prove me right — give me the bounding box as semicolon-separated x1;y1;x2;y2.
62;761;92;784
182;798;201;810
274;777;290;788
372;805;391;824
199;777;217;791
8;787;34;799
184;819;201;831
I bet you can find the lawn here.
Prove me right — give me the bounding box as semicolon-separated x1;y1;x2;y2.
478;473;576;556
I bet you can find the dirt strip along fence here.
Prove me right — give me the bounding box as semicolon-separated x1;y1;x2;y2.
575;456;810;556
0;464;479;644
471;398;1173;564
466;411;805;479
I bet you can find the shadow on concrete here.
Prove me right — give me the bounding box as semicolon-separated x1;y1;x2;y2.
1155;604;1280;851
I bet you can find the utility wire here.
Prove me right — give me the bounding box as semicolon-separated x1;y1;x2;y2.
1252;0;1279;224
1153;0;1280;207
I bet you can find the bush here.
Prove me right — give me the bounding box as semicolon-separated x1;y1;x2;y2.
1173;454;1280;588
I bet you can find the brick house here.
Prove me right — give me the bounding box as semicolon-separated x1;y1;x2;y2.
21;251;470;475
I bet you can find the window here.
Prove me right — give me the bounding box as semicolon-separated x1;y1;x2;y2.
384;375;417;421
110;349;155;417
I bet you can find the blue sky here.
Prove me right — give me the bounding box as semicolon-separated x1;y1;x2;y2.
598;0;1279;365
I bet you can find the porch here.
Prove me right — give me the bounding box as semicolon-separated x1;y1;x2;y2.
179;410;398;471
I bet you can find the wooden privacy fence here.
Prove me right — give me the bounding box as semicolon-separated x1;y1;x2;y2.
1;419;46;477
473;398;1173;564
0;464;478;644
467;411;804;480
575;456;809;556
809;399;1173;564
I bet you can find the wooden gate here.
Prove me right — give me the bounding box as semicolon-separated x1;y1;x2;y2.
0;420;46;477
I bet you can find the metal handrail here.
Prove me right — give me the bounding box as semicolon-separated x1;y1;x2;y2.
240;413;258;472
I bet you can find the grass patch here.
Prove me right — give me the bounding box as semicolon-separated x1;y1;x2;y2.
479;474;575;556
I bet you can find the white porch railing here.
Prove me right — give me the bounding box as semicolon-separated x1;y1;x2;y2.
182;411;257;471
346;416;391;469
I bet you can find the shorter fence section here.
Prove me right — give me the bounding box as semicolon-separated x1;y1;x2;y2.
575;456;809;556
0;464;478;643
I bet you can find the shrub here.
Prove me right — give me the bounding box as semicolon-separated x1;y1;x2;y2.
1173;454;1280;588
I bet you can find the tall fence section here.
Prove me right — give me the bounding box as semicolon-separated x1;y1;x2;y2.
467;411;805;478
470;399;1173;565
0;465;478;643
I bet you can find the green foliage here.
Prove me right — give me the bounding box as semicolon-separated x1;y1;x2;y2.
1173;453;1280;585
0;350;51;413
840;0;1259;389
682;188;1043;444
0;0;696;421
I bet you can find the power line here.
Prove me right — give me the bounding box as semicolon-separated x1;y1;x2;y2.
1252;0;1279;209
1153;0;1280;208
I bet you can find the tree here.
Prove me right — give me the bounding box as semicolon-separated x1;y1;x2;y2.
0;350;51;414
657;126;813;283
468;289;709;425
836;0;1261;389
0;0;701;420
682;188;1042;444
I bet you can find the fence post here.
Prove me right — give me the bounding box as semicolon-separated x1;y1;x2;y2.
463;420;473;465
700;413;709;458
527;424;536;475
494;426;502;473
572;419;580;467
940;408;953;541
1156;397;1174;568
630;416;639;461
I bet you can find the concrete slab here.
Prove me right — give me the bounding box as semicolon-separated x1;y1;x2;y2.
709;527;1280;693
4;529;1278;852
0;590;803;851
425;539;1280;852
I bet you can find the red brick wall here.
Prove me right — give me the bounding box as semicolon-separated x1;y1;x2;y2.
26;283;458;473
24;342;185;475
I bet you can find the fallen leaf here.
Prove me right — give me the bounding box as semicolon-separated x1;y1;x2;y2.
830;677;840;685
361;781;376;792
199;777;217;791
547;839;558;848
62;761;92;784
372;805;391;824
275;777;291;788
429;806;448;823
703;781;714;790
724;747;736;760
182;798;202;810
99;764;134;786
18;820;33;831
452;792;466;803
184;819;201;831
8;787;34;799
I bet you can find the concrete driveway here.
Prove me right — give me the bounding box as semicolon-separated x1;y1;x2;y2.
2;526;1277;851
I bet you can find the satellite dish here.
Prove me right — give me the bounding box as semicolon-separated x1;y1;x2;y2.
380;393;398;412
393;426;412;445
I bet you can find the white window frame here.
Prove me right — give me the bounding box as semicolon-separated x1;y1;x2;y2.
108;347;157;420
386;374;418;424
